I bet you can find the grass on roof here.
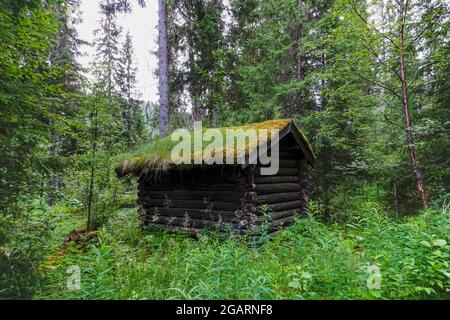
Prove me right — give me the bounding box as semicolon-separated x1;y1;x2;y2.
115;119;313;177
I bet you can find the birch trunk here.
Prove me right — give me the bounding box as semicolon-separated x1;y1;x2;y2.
398;0;428;209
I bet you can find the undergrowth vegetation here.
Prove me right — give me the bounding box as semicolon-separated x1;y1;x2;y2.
12;201;446;300
1;0;449;302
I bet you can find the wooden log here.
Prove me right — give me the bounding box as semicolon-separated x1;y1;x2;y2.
256;192;301;204
256;209;302;222
269;209;298;221
144;222;246;237
142;190;241;201
164;170;235;183
267;200;302;212
143;223;202;237
140;165;245;184
255;167;298;176
258;160;298;168
141;183;237;191
145;207;240;222
280;159;299;168
242;191;257;203
143;215;240;230
142;198;240;211
255;183;300;194
277;151;299;160
254;175;298;184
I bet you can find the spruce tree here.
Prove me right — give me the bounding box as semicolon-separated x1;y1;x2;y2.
93;0;122;98
117;31;143;149
46;0;85;203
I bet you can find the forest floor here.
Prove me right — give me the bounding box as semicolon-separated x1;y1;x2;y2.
29;199;449;300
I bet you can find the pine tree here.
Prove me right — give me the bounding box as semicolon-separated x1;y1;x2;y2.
167;0;225;126
93;0;122;98
117;31;143;149
96;0;168;136
50;0;84;96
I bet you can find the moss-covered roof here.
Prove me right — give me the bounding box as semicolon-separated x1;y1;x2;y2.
115;119;315;177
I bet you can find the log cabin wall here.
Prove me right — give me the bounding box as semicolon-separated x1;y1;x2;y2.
249;136;309;234
137;165;256;235
136;133;310;237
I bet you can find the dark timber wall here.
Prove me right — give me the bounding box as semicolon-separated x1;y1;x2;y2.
137;134;310;237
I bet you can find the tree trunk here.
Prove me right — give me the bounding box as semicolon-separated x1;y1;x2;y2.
87;111;98;230
398;0;428;209
158;0;169;137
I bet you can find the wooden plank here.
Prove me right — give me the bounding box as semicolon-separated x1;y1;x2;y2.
286;123;315;166
256;192;301;204
255;183;300;194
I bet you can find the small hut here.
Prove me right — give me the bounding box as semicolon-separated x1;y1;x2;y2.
116;119;315;238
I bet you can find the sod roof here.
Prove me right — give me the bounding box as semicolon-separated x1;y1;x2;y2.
115;119;315;177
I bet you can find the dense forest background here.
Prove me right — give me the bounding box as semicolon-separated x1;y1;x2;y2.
0;0;449;299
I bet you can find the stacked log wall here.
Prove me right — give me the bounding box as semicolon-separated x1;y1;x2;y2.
137;166;251;234
135;136;310;237
251;142;309;233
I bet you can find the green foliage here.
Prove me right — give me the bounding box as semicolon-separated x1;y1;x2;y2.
34;205;449;300
0;1;61;211
1;0;449;301
0;201;82;298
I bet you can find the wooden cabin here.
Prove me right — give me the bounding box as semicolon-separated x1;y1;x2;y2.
116;119;315;238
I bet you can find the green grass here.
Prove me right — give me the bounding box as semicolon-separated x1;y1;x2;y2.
34;204;449;300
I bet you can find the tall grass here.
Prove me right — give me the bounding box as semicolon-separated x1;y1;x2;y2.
34;203;449;300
